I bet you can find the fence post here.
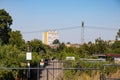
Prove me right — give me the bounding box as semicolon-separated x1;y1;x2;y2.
100;73;105;80
46;69;48;80
53;62;54;80
37;61;40;80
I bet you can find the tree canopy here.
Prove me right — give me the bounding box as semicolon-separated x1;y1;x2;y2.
52;39;60;44
0;9;13;44
9;30;25;50
116;29;120;40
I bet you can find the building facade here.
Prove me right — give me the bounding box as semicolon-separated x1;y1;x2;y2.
42;30;59;45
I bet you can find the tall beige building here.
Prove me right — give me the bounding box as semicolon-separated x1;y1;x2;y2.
42;30;59;45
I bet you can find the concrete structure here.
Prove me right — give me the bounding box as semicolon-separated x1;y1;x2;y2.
40;60;63;80
65;43;80;48
80;58;106;62
42;30;59;45
108;40;116;44
106;54;120;64
93;54;120;63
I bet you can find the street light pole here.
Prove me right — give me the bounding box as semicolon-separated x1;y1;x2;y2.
26;41;31;80
27;61;30;80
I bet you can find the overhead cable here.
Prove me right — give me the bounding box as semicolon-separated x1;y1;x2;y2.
22;26;119;34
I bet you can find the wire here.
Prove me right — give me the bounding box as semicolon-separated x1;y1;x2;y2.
52;26;81;30
22;26;81;34
22;30;45;34
22;25;119;34
86;26;118;30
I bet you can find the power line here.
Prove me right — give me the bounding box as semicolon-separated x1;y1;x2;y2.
22;26;80;34
22;25;119;34
86;26;118;30
52;26;80;30
22;30;45;34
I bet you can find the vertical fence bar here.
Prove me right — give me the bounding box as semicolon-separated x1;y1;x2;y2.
46;69;48;80
27;61;30;80
53;62;54;80
37;62;40;80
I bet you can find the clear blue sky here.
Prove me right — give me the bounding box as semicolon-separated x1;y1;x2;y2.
0;0;120;43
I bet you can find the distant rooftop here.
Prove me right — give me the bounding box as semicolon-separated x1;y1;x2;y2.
106;54;120;57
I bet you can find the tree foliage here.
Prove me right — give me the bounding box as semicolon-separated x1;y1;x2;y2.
9;30;25;50
52;39;60;44
116;29;120;40
30;39;46;53
94;38;108;54
111;41;120;53
0;9;12;44
0;45;25;79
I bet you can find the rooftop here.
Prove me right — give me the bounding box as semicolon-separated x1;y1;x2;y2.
106;54;120;57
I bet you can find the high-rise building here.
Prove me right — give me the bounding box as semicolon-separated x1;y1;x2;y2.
42;30;59;45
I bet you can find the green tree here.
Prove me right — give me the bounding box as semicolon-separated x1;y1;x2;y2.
57;42;66;51
116;29;120;40
0;45;25;79
30;39;46;53
112;41;120;53
86;42;95;55
94;38;108;54
9;30;25;50
77;43;89;57
0;9;13;44
0;45;22;67
52;39;60;44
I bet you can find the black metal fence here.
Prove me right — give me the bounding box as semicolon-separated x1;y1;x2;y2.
0;61;120;80
101;64;120;80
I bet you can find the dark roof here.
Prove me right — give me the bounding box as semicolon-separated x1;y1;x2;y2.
106;54;120;57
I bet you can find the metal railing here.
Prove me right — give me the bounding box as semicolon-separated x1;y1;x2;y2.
0;62;120;80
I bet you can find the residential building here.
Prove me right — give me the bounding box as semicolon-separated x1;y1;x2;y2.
42;30;59;45
106;54;120;64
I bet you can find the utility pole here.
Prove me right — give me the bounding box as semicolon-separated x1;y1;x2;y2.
26;41;31;80
81;21;85;44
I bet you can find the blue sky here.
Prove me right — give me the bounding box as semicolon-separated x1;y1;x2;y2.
0;0;120;43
